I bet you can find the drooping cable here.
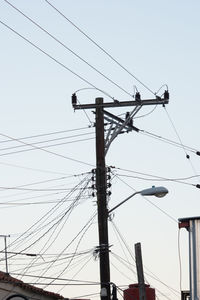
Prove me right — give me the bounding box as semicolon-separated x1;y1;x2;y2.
26;180;92;280
39;212;96;288
6;175;89;252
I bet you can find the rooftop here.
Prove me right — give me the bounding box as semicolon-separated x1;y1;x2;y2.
0;271;64;299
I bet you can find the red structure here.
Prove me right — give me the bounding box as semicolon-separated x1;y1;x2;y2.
123;284;155;300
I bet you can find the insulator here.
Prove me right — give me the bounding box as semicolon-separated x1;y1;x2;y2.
107;191;112;196
91;176;95;181
92;169;96;174
164;90;169;100
107;183;111;188
196;184;200;189
107;175;111;180
107;167;111;172
186;154;190;159
196;151;200;156
135;92;141;102
92;184;96;189
71;93;77;106
92;192;95;197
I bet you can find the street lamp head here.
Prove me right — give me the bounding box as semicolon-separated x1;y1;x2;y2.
140;186;168;198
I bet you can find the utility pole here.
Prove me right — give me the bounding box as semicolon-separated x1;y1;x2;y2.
0;234;10;274
95;97;111;300
72;92;169;300
135;243;146;300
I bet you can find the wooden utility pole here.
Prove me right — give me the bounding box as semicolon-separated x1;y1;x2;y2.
95;97;111;300
72;92;169;300
135;243;146;300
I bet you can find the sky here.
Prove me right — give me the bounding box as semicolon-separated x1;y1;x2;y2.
0;1;200;300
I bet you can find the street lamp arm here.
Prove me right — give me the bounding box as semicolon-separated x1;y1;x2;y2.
108;191;140;213
108;186;168;214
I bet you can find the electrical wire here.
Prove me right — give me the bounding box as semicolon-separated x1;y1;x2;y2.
9;272;100;284
110;221;136;277
0;19;114;100
0;160;69;176
0;173;90;199
0;136;95;157
44;0;156;96
7;251;93;274
11;176;91;265
112;252;180;297
0;132;95;152
12;190;90;280
56;255;94;293
39;212;96;288
6;175;89;252
110;260;135;282
164;107;200;182
115;169;199;188
134;105;158;119
114;173;178;223
140;129;199;155
0;132;94;167
0;127;91;144
3;0;133;98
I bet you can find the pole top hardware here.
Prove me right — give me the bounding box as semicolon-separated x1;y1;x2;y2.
71;91;169;110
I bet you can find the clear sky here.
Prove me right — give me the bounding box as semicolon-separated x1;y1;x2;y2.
0;1;200;300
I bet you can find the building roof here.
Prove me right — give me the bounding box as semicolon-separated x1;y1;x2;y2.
0;271;65;299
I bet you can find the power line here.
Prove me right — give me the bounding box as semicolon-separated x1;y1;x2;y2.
140;129;199;155
0;19;113;100
3;0;133;98
0;132;94;167
9;272;100;284
7;175;90;251
111;252;180;297
38;212;96;287
0;132;95;152
164;107;200;182
0;173;90;193
15;180;92;278
0;161;70;176
56;255;93;293
0;126;91;144
44;0;156;96
0;186;87;192
0;136;95;158
114;167;199;187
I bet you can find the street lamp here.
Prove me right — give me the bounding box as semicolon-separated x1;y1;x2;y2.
108;186;168;213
